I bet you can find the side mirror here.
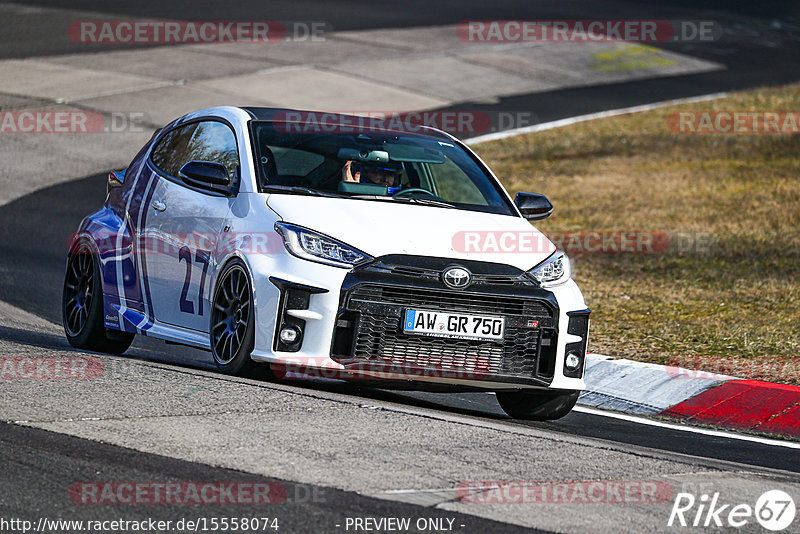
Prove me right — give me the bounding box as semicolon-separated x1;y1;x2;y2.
179;161;229;185
514;192;553;220
179;161;236;196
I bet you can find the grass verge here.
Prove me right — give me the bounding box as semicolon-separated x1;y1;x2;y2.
474;84;800;384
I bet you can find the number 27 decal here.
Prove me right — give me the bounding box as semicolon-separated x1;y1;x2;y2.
178;246;210;315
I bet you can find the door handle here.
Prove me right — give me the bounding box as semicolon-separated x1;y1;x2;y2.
152;200;167;212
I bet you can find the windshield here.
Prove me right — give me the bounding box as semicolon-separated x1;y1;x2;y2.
250;121;516;215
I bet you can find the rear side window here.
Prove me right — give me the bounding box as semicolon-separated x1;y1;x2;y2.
150;120;239;181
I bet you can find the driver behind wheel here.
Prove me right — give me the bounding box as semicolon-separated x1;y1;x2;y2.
341;160;403;194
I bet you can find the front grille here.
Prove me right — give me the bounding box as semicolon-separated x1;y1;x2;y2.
349;285;552;321
336;283;557;385
354;314;505;376
363;262;534;286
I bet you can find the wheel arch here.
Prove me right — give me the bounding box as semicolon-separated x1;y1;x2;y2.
67;230;100;256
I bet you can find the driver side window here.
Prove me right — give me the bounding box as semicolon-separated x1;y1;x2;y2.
150;121;239;182
150;123;198;178
185;121;239;181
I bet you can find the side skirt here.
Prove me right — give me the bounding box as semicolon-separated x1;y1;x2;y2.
114;305;211;350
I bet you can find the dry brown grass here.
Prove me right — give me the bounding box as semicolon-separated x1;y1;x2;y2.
474;84;800;383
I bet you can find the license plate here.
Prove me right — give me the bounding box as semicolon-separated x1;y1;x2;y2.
403;309;505;342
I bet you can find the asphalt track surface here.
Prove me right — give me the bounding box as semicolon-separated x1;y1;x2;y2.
1;422;537;534
3;1;800;115
2;1;800;531
0;173;797;473
2;1;799;58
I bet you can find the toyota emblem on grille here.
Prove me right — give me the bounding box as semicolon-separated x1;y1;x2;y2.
442;266;472;289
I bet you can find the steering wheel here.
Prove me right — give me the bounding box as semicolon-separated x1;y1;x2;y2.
392;188;439;199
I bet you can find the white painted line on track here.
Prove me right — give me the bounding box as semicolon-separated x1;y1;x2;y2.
464;92;728;144
573;405;800;449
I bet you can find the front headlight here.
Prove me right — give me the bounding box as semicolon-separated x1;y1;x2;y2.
274;222;371;268
529;251;571;287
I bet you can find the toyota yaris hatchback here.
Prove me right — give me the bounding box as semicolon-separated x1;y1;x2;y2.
63;106;590;420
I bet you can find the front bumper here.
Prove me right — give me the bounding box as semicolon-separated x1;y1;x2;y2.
249;255;589;392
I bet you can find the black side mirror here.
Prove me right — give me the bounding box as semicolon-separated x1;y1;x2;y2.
179;161;235;196
514;192;553;220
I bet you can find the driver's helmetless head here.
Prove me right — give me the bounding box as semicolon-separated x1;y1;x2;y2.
352;162;402;192
361;165;397;186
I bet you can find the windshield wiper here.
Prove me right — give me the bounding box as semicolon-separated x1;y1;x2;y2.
348;194;457;209
263;187;456;209
388;197;457;209
261;185;344;198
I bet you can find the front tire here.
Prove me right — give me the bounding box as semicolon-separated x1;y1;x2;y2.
210;260;255;375
62;240;134;354
496;390;580;421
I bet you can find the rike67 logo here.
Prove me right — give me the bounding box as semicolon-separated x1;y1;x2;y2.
668;490;796;531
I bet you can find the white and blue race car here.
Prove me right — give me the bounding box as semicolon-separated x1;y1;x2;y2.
62;106;590;420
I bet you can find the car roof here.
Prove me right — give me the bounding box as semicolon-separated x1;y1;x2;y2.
240;106;454;141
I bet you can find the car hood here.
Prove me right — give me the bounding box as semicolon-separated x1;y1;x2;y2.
266;195;556;271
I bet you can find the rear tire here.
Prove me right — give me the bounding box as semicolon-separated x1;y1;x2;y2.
496;390;579;421
210;260;256;376
62;240;134;354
